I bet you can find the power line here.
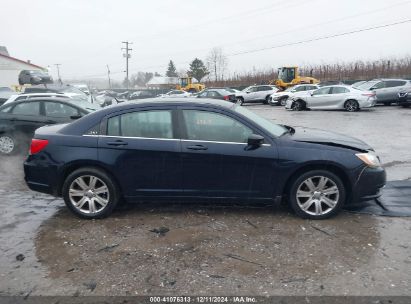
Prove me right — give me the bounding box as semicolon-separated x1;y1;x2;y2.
228;19;411;57
218;0;411;49
68;18;411;79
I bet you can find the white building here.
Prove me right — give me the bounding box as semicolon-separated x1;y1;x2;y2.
146;76;179;89
0;46;45;88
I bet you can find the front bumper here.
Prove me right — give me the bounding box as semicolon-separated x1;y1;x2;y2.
398;93;411;105
350;166;386;204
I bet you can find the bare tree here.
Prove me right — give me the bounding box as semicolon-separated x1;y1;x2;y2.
206;47;228;84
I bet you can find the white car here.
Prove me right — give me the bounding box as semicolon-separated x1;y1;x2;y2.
4;92;71;104
235;85;279;105
158;90;191;98
285;85;377;112
268;84;319;106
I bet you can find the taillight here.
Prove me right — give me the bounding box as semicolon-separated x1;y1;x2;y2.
223;95;230;100
362;92;376;97
30;139;49;155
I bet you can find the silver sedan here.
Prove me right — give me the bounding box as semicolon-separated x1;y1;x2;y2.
285;85;377;112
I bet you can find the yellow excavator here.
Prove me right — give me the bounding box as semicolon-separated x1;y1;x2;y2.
176;77;205;93
273;66;319;90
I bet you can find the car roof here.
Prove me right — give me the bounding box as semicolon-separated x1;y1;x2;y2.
370;78;409;82
17;92;67;96
0;97;86;109
317;85;352;89
118;98;234;108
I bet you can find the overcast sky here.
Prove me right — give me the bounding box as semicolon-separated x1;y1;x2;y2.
2;0;411;81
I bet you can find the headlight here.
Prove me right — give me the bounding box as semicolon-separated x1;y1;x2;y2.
355;152;381;168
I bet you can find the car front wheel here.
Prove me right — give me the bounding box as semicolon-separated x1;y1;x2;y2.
279;96;288;106
62;167;120;219
291;100;304;111
236;97;244;105
288;170;346;219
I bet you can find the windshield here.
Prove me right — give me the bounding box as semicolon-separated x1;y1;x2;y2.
234;105;287;137
68;99;100;111
285;87;295;92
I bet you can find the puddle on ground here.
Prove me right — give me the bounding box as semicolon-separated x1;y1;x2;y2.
35;202;383;295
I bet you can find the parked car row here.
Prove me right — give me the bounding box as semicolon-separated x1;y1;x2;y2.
263;78;411;112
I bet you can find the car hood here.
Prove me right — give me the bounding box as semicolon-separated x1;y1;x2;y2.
286;127;372;152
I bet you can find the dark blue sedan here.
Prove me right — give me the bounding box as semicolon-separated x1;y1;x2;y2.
24;98;386;219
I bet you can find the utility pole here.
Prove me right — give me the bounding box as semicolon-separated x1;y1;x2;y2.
54;64;62;84
121;41;132;89
106;64;111;89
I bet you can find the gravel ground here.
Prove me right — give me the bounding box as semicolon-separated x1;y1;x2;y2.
0;104;410;297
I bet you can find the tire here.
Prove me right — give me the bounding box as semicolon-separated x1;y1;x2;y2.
344;99;359;112
279;96;288;106
401;104;410;108
288;170;346;219
236;97;244;106
62;167;120;219
383;102;391;106
0;133;19;155
263;95;270;105
291;100;304;111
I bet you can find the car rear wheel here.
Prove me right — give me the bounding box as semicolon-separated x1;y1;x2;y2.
344;99;359;112
62;167;120;219
264;95;270;104
236;97;244;106
0;134;17;155
288;170;345;219
291;100;304;111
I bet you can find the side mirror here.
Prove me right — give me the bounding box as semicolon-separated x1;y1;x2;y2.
370;87;376;90
246;91;250;94
247;134;264;147
70;115;82;120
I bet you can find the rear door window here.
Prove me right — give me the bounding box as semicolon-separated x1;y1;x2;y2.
45;102;79;118
331;87;349;94
312;87;331;95
385;80;406;88
107;110;173;139
11;101;40;115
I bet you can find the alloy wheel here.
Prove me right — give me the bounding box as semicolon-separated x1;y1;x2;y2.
345;100;358;112
296;176;340;216
292;101;303;111
68;175;110;214
0;135;15;154
236;98;243;105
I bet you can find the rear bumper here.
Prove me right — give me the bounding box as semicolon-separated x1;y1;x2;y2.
350;166;386;204
24;157;59;196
